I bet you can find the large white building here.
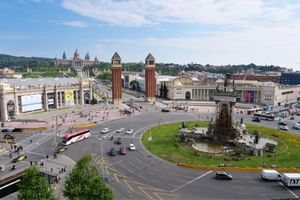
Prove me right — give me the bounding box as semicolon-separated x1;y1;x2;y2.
0;78;93;121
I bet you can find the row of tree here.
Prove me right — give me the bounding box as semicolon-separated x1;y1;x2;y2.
18;155;113;200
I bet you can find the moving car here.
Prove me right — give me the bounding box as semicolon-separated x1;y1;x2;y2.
1;129;11;133
11;154;27;163
56;146;68;153
129;144;136;151
12;128;23;132
161;108;170;112
126;129;134;134
109;147;117;156
116;128;124;133
261;169;281;181
279;125;289;131
278;122;287;126
116;137;122;145
215;171;232;180
119;146;127;155
101;128;110;134
3;134;14;140
252;117;261;122
293;123;300;130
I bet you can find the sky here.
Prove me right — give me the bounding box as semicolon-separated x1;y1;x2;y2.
1;0;300;70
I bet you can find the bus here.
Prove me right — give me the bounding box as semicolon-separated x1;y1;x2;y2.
62;129;90;145
253;113;275;121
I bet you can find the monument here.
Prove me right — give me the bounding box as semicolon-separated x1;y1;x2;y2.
207;73;240;143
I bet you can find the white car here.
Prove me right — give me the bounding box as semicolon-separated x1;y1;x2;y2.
293;123;300;130
101;128;110;134
126;129;134;134
279;125;289;131
116;128;124;133
129;144;136;151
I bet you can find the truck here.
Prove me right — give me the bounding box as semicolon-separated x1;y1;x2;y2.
261;169;281;181
281;173;300;187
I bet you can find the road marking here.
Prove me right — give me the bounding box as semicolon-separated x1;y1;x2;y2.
171;170;213;192
279;182;299;198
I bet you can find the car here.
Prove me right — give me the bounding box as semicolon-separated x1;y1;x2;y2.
56;146;68;153
215;171;232;180
119;146;127;155
11;154;27;163
129;144;136;151
261;169;281;181
116;137;122;145
1;129;11;133
101;128;110;134
252;117;261;122
116;128;124;133
278;122;287;126
296;112;300;116
161;108;170;112
12;128;23;132
3;134;14;140
126;129;134;134
293;123;300;130
279;125;289;131
109;147;117;156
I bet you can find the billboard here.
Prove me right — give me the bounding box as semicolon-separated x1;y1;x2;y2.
64;90;74;106
21;94;42;112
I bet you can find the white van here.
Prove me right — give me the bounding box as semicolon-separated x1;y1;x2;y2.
281;173;300;187
261;169;281;181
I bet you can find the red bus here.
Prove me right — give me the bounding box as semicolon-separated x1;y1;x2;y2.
63;129;90;145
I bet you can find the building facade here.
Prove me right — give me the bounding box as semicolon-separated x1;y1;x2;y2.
0;78;92;121
54;50;99;77
232;73;280;83
156;76;300;106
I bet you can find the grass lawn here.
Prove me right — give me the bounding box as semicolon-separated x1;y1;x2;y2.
141;121;300;168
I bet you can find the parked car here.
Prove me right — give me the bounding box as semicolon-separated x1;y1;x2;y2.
252;117;261;122
12;128;23;132
109;147;117;156
116;128;124;133
126;129;134;134
116;137;122;145
161;108;170;112
279;125;289;131
215;171;232;180
101;128;110;134
11;154;27;163
129;144;136;151
3;134;14;140
1;129;11;133
278;122;287;126
119;146;127;155
56;146;68;153
293;123;300;130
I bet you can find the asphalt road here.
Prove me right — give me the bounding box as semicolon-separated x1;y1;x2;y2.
61;105;300;200
3;101;300;199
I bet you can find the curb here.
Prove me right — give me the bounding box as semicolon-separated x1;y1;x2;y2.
177;163;300;172
71;123;97;129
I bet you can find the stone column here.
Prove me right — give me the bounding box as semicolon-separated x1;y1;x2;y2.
1;98;8;122
74;91;78;105
60;92;63;107
43;87;48;111
55;85;59;109
13;86;19;116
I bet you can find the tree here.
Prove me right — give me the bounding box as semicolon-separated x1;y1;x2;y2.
18;167;56;200
63;155;113;200
91;98;98;105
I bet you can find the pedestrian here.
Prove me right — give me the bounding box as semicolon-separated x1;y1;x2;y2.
46;154;49;159
9;153;12;158
64;166;66;172
61;167;64;173
30;161;32;166
30;139;32;143
10;145;13;150
51;168;53;172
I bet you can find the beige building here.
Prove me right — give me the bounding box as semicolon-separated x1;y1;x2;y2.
157;76;300;106
0;68;21;79
0;78;93;121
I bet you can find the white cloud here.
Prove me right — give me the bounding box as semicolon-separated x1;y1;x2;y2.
61;0;300;27
54;20;89;28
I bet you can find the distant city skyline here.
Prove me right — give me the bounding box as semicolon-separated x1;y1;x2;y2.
1;0;300;70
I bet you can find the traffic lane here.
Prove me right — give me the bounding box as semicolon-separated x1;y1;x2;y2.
179;171;294;200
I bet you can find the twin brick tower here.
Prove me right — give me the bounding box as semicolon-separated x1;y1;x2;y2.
111;52;156;104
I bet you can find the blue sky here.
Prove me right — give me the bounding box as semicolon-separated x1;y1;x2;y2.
1;0;300;70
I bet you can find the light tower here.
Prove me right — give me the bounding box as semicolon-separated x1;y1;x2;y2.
111;52;122;105
145;53;156;102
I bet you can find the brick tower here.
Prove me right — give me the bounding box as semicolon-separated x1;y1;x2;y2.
111;52;122;105
145;53;156;102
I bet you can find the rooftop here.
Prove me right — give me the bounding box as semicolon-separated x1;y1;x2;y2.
0;77;82;87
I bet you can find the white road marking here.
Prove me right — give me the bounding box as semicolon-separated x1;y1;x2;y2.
279;182;299;198
171;170;213;192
